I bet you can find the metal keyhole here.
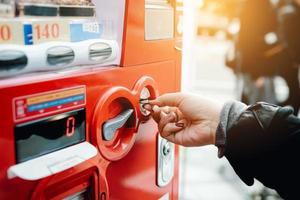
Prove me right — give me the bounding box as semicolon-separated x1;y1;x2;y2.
163;142;171;156
157;135;175;187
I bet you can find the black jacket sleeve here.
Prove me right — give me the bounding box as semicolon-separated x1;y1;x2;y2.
223;102;300;200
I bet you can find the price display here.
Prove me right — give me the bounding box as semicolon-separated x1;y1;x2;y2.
0;24;11;41
0;21;24;44
15;109;86;163
32;20;70;44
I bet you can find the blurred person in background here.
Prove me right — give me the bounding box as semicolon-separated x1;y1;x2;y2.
144;93;300;200
275;0;300;114
228;0;278;105
227;0;300;115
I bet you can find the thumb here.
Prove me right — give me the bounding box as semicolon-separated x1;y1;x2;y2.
148;93;185;107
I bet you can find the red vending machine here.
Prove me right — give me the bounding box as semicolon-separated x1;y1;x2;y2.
0;0;182;199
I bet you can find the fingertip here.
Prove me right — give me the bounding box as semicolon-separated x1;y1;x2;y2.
150;93;185;108
175;122;185;128
148;99;162;106
152;105;161;113
142;103;152;111
170;111;178;122
161;123;184;138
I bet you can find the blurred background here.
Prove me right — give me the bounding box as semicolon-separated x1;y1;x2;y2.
179;0;300;199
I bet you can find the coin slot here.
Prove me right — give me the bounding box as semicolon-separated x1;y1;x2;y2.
132;76;159;120
139;87;151;116
139;85;157;118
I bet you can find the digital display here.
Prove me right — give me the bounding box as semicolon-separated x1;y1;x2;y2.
15;109;86;163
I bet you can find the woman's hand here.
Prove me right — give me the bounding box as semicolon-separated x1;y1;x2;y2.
144;93;223;147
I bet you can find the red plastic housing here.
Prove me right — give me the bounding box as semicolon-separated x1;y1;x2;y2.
0;0;182;199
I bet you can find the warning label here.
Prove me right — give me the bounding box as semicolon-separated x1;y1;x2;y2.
13;86;86;122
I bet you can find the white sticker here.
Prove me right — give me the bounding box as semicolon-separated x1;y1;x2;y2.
83;22;100;33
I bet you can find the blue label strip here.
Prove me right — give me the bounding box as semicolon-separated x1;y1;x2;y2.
22;22;103;45
23;24;33;45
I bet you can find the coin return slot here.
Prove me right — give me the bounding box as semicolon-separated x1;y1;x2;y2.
102;98;135;141
92;87;138;161
102;109;134;141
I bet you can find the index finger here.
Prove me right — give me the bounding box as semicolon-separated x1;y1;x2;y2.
149;93;185;107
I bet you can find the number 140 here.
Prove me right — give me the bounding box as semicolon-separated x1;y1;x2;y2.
34;23;60;40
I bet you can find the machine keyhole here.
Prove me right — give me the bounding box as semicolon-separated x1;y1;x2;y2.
163;142;171;156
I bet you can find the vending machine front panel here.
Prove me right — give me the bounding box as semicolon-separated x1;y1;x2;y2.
0;0;182;199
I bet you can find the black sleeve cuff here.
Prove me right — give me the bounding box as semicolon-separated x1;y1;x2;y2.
224;102;284;186
215;100;247;158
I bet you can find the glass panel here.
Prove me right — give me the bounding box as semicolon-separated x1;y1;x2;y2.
15;109;86;163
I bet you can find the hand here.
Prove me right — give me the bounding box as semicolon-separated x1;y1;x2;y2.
144;93;223;147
